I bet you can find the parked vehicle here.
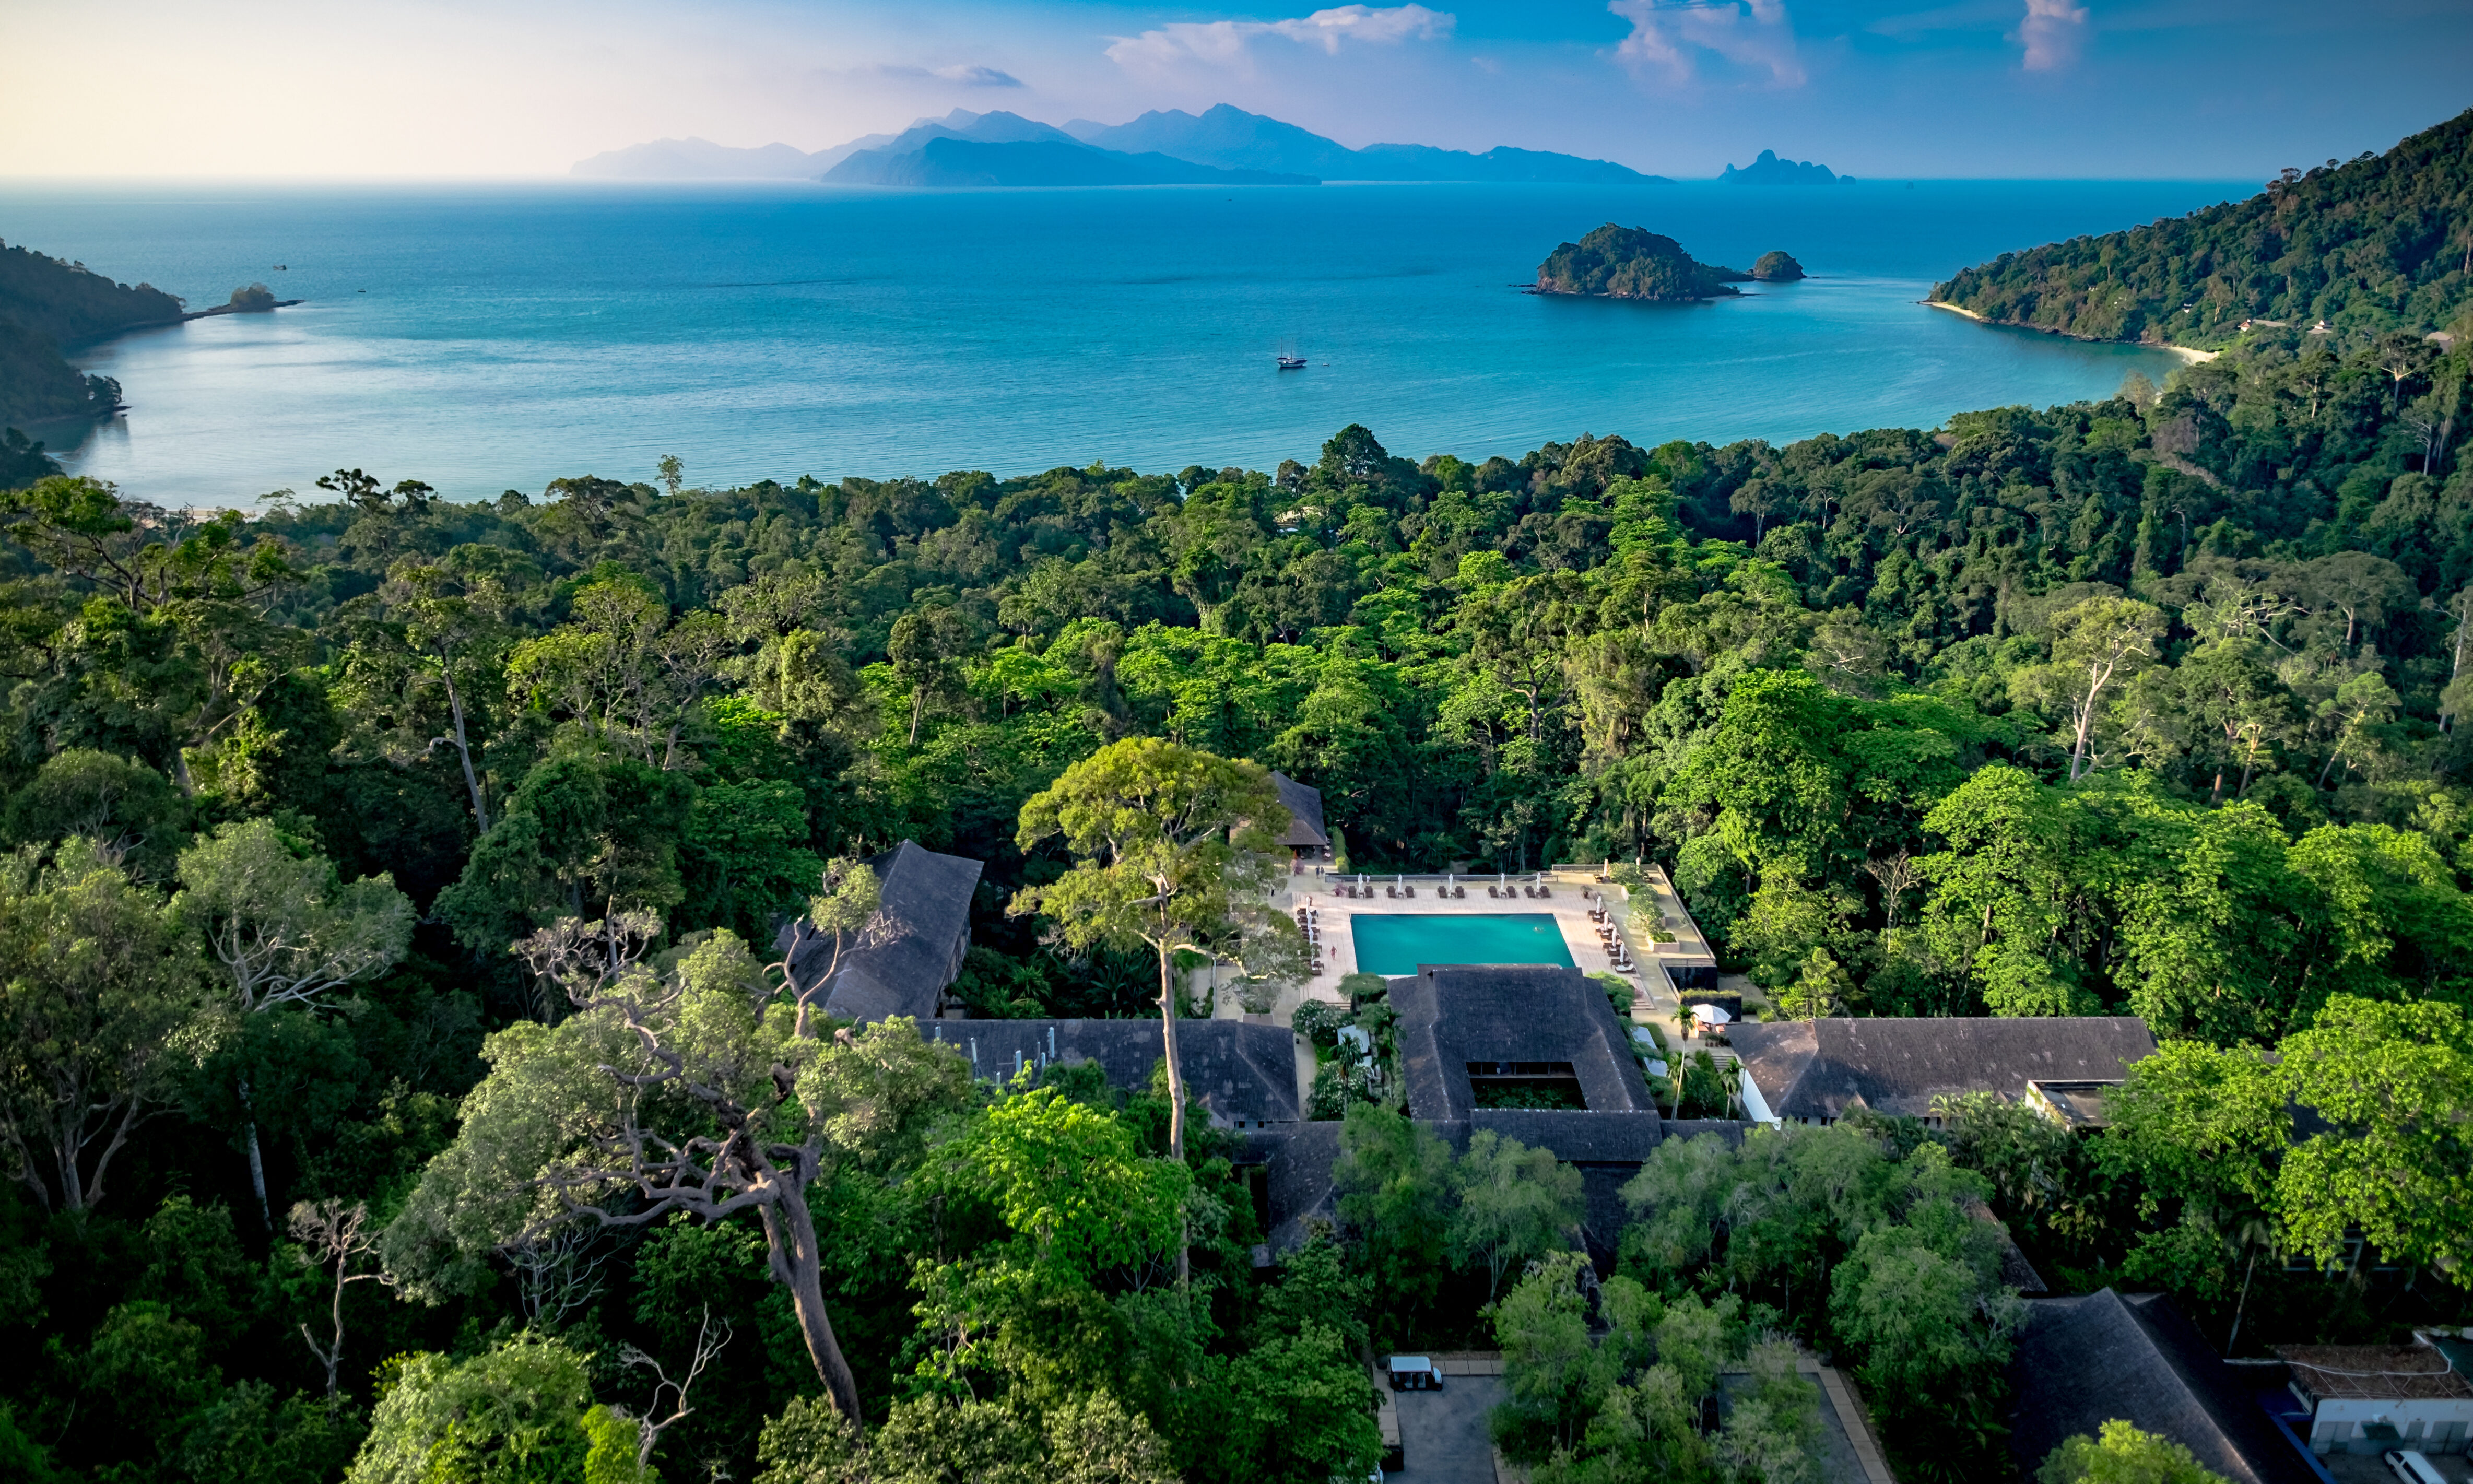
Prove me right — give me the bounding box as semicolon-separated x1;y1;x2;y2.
2383;1449;2450;1484
1386;1356;1443;1391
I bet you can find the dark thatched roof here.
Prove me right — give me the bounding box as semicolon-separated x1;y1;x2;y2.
1260;1121;1344;1251
1269;772;1328;849
1391;964;1657;1120
1731;1016;2157;1123
927;1017;1300;1128
776;840;981;1024
2007;1289;2318;1484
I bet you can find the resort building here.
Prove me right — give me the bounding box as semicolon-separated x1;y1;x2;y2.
931;1017;1300;1130
1626;862;1719;993
1268;771;1331;868
1728;1016;2158;1128
775;839;982;1023
2277;1339;2473;1456
2006;1289;2319;1484
1391;964;1656;1120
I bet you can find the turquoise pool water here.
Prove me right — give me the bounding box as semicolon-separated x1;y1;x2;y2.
1350;914;1576;977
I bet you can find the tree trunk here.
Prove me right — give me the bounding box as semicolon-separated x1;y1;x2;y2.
56;1128;83;1212
440;669;490;832
761;1182;864;1422
1155;944;1186;1162
241;1079;272;1231
2224;1242;2259;1356
1156;941;1191;1286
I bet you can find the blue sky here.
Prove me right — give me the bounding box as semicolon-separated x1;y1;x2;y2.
3;0;2467;177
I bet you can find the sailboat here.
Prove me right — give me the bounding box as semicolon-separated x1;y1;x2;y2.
1276;338;1308;370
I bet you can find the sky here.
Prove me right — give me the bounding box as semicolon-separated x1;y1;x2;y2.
2;0;2467;180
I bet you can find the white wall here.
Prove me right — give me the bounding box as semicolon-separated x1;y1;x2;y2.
2309;1396;2473;1454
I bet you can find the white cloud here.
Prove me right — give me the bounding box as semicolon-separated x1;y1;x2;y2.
1609;0;1806;88
2017;0;2089;70
870;63;1024;87
1105;4;1453;74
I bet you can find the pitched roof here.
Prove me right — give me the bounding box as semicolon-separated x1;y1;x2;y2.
1261;1121;1344;1251
1465;1109;1664;1164
2008;1289;2318;1484
1269;772;1329;849
929;1017;1301;1128
1731;1017;2157;1122
776;840;982;1024
1456;1111;1666;1265
2277;1345;2473;1403
1390;964;1658;1121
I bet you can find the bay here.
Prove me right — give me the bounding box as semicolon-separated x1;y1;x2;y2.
0;178;2245;503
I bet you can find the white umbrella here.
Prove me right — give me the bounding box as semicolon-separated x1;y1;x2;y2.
1690;1003;1733;1026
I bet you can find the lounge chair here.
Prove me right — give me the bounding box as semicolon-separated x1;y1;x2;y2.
1535;885;1550;899
1402;885;1415;898
1386;885;1399;899
1452;885;1465;899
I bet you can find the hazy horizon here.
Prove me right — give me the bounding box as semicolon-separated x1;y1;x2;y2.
4;1;2467;183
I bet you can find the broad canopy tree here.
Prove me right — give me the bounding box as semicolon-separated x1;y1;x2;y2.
0;839;211;1212
1011;737;1298;1168
383;917;975;1422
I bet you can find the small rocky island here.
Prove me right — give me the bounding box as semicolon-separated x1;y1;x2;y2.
1534;224;1804;301
1721;149;1844;185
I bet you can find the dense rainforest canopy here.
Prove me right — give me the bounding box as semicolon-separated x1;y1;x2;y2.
1933;107;2473;349
0;312;2470;1481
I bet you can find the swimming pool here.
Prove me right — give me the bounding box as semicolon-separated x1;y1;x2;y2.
1349;914;1577;977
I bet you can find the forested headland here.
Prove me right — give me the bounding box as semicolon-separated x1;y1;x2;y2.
0;242;184;429
1932;107;2473;350
0;252;2471;1479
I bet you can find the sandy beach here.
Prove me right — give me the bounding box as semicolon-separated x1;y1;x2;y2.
1925;297;2218;362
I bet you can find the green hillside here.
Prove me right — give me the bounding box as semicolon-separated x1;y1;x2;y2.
0;241;184;429
1932;108;2473;350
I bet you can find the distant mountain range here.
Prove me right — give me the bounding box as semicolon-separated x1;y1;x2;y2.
574;105;1669;186
571;134;892;180
1058;105;1664;184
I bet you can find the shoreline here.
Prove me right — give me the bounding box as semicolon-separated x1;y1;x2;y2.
1923;297;2218;362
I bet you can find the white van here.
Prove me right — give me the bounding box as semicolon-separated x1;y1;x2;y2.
2383;1449;2451;1484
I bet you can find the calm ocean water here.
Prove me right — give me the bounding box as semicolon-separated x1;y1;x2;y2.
0;179;2246;503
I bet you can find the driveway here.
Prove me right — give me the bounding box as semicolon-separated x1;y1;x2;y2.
2324;1451;2468;1484
1395;1375;1506;1483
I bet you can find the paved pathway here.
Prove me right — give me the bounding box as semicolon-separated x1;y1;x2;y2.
1394;1374;1506;1483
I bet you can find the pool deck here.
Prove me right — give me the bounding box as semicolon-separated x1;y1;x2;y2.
1269;870;1674;1030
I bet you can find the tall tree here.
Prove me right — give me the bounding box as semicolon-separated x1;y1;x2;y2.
2273;995;2473;1284
1011;738;1294;1171
0;840;209;1212
382;922;972;1421
173;818;412;1224
2014;597;2166;783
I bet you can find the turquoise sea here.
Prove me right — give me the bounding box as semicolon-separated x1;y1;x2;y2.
0;179;2247;503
